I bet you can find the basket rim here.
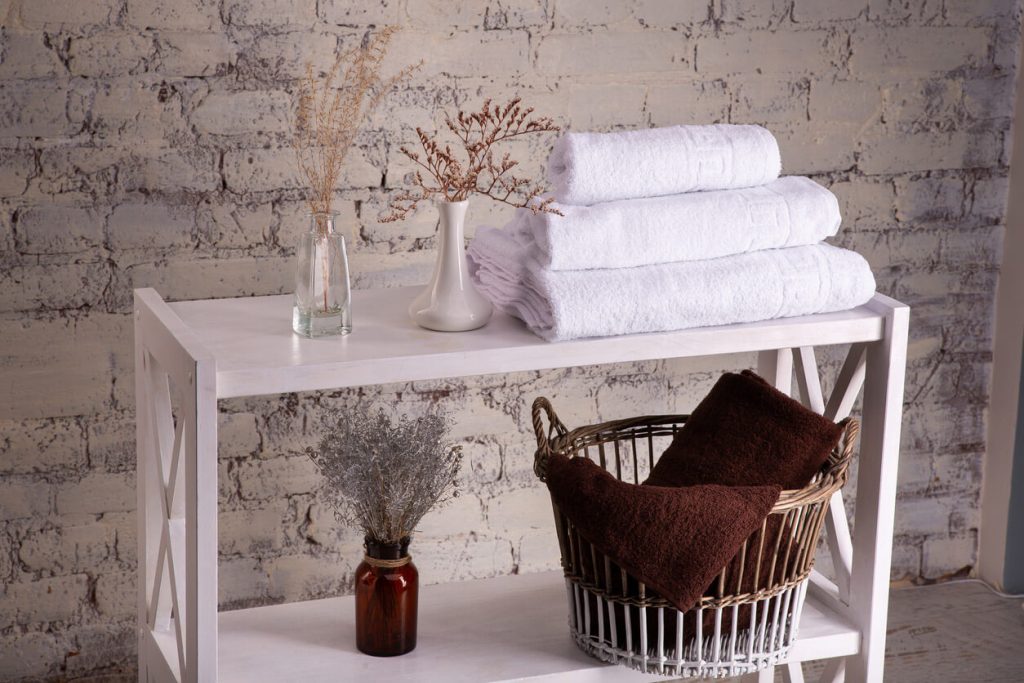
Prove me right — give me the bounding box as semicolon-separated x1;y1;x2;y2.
532;397;859;513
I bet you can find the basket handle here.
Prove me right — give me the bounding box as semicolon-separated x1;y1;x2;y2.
532;397;568;482
831;417;860;480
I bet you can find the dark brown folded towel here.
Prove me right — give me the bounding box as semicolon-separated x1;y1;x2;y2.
645;370;844;490
546;454;780;612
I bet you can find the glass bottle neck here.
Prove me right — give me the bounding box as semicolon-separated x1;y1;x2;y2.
365;537;410;560
309;213;336;236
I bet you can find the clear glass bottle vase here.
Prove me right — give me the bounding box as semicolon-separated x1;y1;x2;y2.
292;212;352;338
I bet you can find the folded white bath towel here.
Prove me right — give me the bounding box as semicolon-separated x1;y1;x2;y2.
467;227;876;342
528;176;840;270
547;124;782;206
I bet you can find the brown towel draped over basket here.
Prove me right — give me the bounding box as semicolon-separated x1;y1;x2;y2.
532;391;858;678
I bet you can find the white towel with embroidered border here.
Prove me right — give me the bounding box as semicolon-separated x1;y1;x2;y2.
467;225;876;342
527;176;841;271
547;123;782;206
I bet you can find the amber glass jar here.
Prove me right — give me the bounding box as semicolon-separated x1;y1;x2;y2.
355;537;418;656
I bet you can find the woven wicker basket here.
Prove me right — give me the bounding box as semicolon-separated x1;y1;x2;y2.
531;397;858;679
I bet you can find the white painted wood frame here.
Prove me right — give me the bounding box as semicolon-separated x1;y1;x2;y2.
134;286;908;683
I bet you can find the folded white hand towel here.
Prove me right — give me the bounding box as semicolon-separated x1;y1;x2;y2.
467;227;876;342
528;176;840;270
547;124;782;206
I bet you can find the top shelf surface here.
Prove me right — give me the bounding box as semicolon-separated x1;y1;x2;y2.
158;286;892;399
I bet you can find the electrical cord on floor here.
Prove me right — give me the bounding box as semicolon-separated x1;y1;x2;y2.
910;577;1024;606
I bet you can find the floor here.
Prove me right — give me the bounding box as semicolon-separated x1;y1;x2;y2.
877;581;1024;682
732;580;1024;682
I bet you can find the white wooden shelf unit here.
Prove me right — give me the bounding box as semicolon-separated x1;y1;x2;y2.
134;285;908;683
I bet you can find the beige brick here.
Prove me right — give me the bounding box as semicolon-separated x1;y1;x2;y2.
537;31;691;75
121;148;221;193
850;27;990;74
0;631;64;679
219;557;273;606
86;415;135;472
266;553;354;601
899;497;954;536
19;521;116;572
219;412;262;459
828;177;896;228
219;505;287;555
95;571;136;619
155;32;239;78
15;205;105;254
21;0;118;26
0;480;53;519
0;575;89;626
385;30;529;78
894;176;966;223
107;511;137;563
0;149;34;196
867;0;943;22
889;542;922;580
197;201;275;249
633;0;710;25
882;78;963;125
318;0;400;25
68;33;154;78
922;534;976;578
193;90;291;135
237;455;321;500
732;78;808;124
127;255;294;301
859;129;1003;175
0;261;110;312
794;0;866;22
0;418;86;474
964;75;1016;120
718;0;789;27
0;30;65;79
810;79;882;124
554;0;631;26
517;527;561;570
417;493;483;538
224;0;317;26
241;31;339;80
414;534;515;583
971;176;1010;222
224;146;380;193
127;0;222;30
647;80;730;126
90;81;191;144
486;486;552;532
0;84;76;138
405;0;481;26
774;121;859;174
0;313;130;419
698;30;833;76
57;473;134;515
567;83;647;130
485;0;548;28
108;201;195;251
944;0;1016;23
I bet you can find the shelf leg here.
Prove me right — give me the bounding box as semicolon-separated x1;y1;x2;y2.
758;348;794;395
135;290;219;683
846;297;909;682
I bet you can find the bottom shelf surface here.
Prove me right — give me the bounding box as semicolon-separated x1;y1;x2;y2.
155;570;860;682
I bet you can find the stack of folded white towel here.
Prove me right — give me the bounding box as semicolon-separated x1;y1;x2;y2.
467;124;876;342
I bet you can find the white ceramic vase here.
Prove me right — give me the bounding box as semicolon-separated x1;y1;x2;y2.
409;200;493;332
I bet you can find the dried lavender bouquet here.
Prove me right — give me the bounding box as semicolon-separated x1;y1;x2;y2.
307;407;463;545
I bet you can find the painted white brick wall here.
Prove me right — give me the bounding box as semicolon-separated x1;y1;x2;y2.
0;0;1020;679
